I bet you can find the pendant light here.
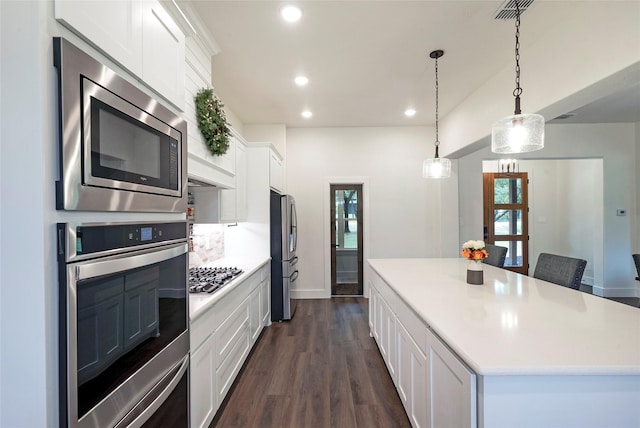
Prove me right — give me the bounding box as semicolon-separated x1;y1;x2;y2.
422;49;451;179
491;0;544;154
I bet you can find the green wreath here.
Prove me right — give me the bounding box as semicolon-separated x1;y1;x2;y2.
195;88;231;156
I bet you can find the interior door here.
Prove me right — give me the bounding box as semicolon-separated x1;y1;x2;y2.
483;173;529;275
330;184;363;295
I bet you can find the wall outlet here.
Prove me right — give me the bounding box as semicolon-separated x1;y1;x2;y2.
616;209;626;216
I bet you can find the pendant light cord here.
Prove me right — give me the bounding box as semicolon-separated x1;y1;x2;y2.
513;0;522;114
434;54;440;156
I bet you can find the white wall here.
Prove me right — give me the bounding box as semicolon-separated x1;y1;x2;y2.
286;126;459;298
461;123;637;297
243;124;286;159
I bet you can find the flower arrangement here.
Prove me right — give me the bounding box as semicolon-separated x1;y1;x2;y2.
461;240;488;261
195;88;231;156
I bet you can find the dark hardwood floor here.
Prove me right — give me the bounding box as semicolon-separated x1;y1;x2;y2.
210;298;410;428
579;284;640;308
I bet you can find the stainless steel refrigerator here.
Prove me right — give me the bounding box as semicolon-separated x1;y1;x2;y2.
270;191;298;321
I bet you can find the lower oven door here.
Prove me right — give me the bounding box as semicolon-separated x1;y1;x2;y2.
61;242;189;428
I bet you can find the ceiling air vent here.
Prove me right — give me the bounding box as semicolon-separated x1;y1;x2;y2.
494;0;535;20
553;113;576;120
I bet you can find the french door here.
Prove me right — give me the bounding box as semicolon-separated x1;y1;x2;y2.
483;173;529;275
330;184;363;295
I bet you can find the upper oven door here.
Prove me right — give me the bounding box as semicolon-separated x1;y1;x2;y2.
53;37;187;213
63;241;189;428
83;77;182;198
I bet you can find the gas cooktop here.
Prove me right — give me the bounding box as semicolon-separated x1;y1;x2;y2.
188;267;243;294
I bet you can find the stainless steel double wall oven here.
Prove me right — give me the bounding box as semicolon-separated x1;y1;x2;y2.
54;37;190;427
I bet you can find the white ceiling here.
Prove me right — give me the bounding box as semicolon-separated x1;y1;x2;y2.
186;0;640;128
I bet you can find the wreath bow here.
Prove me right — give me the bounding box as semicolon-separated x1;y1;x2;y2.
195;88;231;156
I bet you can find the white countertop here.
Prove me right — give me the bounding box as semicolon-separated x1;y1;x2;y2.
189;256;270;321
369;258;640;376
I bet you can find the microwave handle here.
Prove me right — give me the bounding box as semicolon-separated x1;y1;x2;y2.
115;355;189;428
75;242;187;281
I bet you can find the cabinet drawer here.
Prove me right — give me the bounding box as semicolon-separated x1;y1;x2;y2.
213;275;252;326
216;318;250;403
215;299;249;369
191;304;216;353
371;269;396;312
396;297;428;356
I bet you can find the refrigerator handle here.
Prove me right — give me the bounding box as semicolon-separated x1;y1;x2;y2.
290;270;299;282
290;256;298;267
291;202;298;253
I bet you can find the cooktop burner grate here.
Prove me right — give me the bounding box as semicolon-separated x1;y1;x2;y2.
188;267;243;294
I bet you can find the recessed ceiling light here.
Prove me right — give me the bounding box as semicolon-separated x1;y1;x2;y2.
301;110;312;118
281;6;301;23
294;75;309;86
405;108;416;117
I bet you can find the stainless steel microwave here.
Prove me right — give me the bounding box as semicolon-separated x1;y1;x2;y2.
53;37;187;213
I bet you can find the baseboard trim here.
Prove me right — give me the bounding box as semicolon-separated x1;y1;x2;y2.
595;286;639;298
291;289;330;299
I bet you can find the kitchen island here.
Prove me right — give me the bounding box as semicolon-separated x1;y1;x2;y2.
368;258;640;428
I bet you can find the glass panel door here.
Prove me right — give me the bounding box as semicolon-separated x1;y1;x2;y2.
330;184;363;295
483;173;529;274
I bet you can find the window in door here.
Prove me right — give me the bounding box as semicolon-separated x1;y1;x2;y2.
483;173;529;275
330;184;363;296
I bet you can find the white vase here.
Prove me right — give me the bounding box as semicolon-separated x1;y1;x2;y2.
466;260;484;285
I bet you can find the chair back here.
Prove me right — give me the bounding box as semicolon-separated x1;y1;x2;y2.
533;253;587;289
484;244;508;268
633;254;640;281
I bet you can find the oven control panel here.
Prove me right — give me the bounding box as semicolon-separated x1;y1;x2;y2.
69;222;187;256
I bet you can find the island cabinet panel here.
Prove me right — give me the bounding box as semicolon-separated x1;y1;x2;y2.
368;262;476;428
427;329;477;428
397;321;428;428
368;282;377;338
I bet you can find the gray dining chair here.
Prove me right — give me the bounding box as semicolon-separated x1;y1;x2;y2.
633;254;640;281
484;244;508;268
533;253;587;289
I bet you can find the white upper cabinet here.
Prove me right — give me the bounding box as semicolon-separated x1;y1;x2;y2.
54;0;185;109
269;149;284;193
220;135;247;223
55;0;143;76
141;0;185;110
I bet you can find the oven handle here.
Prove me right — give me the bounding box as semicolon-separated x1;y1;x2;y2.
75;242;187;281
116;354;189;428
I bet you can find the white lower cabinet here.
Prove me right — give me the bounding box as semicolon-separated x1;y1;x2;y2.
427;328;477;428
190;263;269;428
379;296;396;381
369;266;477;428
260;274;271;327
249;285;262;343
215;304;250;404
190;333;217;428
397;321;428;428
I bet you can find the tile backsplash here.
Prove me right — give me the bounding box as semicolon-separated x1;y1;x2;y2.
190;223;224;266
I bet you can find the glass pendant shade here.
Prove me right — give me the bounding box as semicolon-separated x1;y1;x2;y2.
491;112;544;154
422;157;451;179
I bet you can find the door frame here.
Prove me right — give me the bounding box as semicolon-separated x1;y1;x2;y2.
482;172;529;275
330;184;364;296
323;177;370;299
